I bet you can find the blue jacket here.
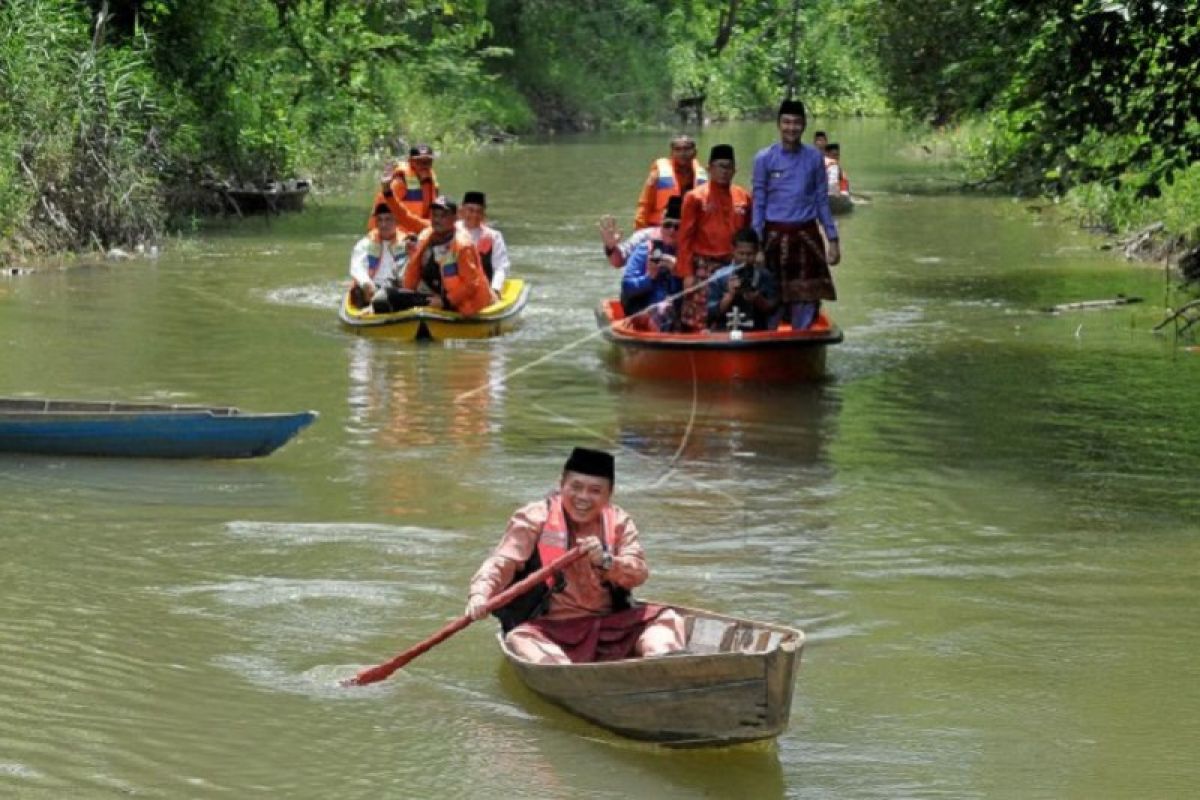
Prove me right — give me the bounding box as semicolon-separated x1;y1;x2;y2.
621;239;682;315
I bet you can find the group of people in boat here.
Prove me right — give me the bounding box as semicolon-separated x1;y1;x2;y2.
599;98;843;333
348;143;510;317
813;129;851;197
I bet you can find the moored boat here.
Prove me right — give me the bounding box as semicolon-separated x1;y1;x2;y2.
204;178;312;215
595;299;842;383
338;278;530;340
828;191;854;214
0;398;316;459
500;603;804;746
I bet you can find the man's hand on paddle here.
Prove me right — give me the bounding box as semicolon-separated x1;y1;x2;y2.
578;535;606;567
465;594;489;621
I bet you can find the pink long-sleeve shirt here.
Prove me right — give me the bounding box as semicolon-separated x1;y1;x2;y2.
468;499;649;620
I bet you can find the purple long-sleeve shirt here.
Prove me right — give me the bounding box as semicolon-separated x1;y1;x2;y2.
751;142;838;241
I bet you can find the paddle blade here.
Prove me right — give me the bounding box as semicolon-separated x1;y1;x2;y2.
341;658;407;687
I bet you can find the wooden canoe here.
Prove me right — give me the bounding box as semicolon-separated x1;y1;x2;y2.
595;299;842;383
204;178;311;215
499;603;804;747
0;398;316;459
338;278;530;340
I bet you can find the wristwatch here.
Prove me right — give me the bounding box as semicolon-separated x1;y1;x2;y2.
599;552;613;571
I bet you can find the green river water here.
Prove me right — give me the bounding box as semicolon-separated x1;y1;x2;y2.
2;120;1198;799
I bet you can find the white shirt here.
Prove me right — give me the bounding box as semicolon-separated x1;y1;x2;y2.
349;235;405;288
457;220;510;292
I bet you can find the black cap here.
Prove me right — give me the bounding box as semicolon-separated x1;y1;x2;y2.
777;99;807;119
709;144;735;163
563;447;615;484
663;195;683;221
409;143;435;159
430;195;457;213
462;191;487;207
373;202;392;217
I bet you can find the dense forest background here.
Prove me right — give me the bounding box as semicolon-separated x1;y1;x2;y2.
1;0;1197;276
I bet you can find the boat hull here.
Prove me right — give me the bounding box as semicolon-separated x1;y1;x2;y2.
595;300;841;383
339;278;530;340
0;399;316;459
500;604;803;747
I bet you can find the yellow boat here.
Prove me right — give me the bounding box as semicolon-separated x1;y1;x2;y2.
338;278;530;340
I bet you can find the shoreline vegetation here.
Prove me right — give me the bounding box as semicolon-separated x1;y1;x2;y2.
2;1;1197;287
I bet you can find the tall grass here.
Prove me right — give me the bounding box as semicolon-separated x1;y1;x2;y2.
0;0;170;253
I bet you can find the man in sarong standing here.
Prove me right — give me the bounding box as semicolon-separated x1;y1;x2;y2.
751;99;841;329
465;448;686;665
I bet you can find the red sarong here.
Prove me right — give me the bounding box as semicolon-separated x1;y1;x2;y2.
521;604;667;663
765;220;836;303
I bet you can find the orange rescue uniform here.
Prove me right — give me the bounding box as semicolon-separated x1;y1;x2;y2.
368;161;438;234
634;157;708;230
402;227;495;317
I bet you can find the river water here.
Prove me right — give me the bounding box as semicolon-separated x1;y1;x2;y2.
2;120;1198;799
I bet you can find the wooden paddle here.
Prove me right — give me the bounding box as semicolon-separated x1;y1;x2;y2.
342;544;590;687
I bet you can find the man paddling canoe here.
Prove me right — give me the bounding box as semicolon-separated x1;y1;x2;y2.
465;447;686;665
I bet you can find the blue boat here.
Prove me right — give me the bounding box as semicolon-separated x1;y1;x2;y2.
0;398;317;459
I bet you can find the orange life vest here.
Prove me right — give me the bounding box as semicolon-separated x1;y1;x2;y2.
491;494;623;632
388;160;438;219
403;228;494;317
537;494;619;589
476;227;495;281
650;157;708;226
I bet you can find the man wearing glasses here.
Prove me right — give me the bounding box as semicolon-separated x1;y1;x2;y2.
675;144;752;331
633;134;708;230
620;196;683;331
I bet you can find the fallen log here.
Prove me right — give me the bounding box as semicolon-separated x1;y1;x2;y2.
1045;295;1143;313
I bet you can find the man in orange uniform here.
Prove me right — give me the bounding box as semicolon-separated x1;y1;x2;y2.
368;144;439;234
633;134;708;230
401;196;497;317
465;447;686;665
675;144;752;331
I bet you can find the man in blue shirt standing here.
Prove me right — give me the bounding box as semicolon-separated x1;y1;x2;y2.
751;98;841;329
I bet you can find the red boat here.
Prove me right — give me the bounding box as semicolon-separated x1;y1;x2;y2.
594;299;843;383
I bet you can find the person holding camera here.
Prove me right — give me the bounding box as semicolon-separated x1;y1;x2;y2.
707;228;779;331
619;196;683;331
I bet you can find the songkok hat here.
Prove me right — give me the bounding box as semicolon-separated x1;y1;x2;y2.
462;190;487;207
663;195;684;222
430;195;457;213
563;447;615;484
709;144;735;163
373;202;392;217
409;143;436;159
777;98;807;119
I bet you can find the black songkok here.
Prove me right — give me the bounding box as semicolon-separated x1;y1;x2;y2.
563;447;616;484
462;191;487;207
664;195;683;221
709;144;735;164
777;98;807;119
